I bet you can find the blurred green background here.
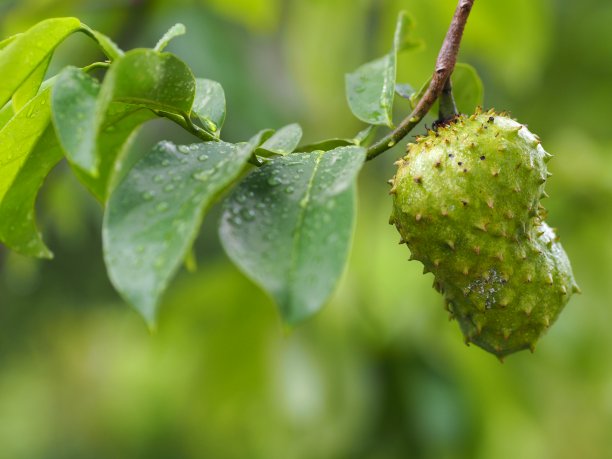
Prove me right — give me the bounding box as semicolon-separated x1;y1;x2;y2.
0;0;611;458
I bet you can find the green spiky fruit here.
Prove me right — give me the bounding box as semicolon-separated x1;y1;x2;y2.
389;110;579;358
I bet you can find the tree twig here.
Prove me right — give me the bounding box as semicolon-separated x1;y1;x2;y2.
365;0;475;161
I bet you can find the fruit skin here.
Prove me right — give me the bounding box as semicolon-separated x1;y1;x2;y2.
389;109;579;358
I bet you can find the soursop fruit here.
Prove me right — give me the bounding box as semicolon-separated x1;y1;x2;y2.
389;109;579;358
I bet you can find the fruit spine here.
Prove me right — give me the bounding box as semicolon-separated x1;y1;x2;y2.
389;109;579;358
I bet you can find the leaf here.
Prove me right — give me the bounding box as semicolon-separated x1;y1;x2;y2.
256;123;303;156
0;34;20;50
74;104;155;202
12;55;51;113
345;11;409;127
81;26;124;60
345;56;394;127
0;88;57;258
451;62;484;114
0;17;81;107
0;102;14;130
103;140;252;324
154;23;186;52
409;77;430;109
353;125;377;146
51;66;101;174
51;50;194;183
219;145;366;324
296;126;376;153
101;49;196;116
192;78;226;135
297;139;355;153
0;127;62;258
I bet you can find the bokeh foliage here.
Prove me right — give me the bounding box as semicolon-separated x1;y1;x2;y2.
0;0;611;458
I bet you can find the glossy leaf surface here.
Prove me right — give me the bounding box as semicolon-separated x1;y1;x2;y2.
101;49;196;116
51;66;101;174
12;54;51;112
0;89;57;257
0;17;81;107
103;140;251;324
451;62;484;114
219;146;366;323
345;11;409;126
192;78;226;135
256;123;302;156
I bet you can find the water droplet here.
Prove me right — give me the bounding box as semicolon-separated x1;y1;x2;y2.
178;145;190;154
198;154;209;162
193;170;213;181
267;176;281;186
285;186;294;194
142;191;154;201
156;202;169;212
242;208;256;221
161;159;170;167
153;174;164;183
164;184;175;192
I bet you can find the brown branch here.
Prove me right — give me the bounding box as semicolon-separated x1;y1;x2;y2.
366;0;475;161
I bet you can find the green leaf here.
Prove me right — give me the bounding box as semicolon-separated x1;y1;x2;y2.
51;50;194;185
0;102;14;130
0;88;58;258
256;123;303;157
0;127;62;258
192;78;226;135
345;11;409;127
0;17;81;107
101;49;196;116
297;139;355;153
12;55;51;113
103;140;252;324
409;77;430;110
51;66;101;174
81;25;124;60
74;104;155;202
0;34;20;50
451;63;484;114
219;145;366;324
353;125;377;146
345;56;394;127
296;125;376;153
154;23;186;52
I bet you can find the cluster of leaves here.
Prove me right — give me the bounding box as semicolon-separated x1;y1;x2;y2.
0;13;482;327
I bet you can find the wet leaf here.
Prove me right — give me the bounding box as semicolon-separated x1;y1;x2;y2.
100;49;196;116
451;62;484;114
256;123;302;157
73;103;155;202
192;78;226;135
345;11;410;127
0;17;81;107
0;88;59;258
51;50;194;185
103;140;251;324
296;126;376;152
219;145;366;324
51;66;101;174
12;55;51;112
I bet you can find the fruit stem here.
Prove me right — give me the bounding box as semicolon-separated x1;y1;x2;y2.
438;77;458;120
365;0;475;161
